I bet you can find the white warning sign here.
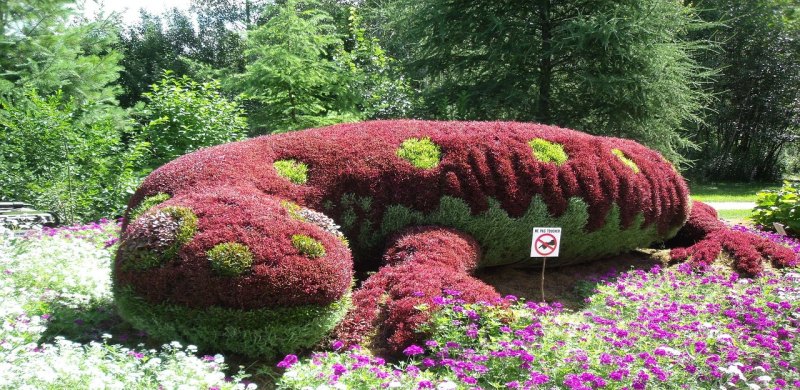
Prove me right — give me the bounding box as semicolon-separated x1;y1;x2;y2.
531;227;562;257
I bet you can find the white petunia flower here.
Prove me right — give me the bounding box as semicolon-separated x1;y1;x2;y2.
437;381;457;390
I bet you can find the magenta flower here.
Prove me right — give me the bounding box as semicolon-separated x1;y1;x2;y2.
277;354;298;369
403;345;424;356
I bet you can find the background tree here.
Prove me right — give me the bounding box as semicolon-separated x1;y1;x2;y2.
118;7;247;107
689;0;800;181
235;0;363;133
0;0;142;221
117;10;195;107
1;1;124;107
371;0;712;164
191;0;271;29
339;6;414;120
0;91;144;222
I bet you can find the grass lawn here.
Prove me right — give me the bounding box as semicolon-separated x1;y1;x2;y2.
689;181;780;202
717;209;754;225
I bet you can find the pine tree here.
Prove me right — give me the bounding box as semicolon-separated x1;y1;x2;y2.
376;0;713;164
235;0;361;133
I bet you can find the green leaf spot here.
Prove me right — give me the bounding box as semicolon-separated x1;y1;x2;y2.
528;138;568;165
397;138;441;169
291;234;326;259
274;159;309;184
207;242;254;276
281;200;306;221
612;149;640;173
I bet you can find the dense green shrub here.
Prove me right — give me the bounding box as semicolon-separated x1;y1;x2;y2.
753;181;800;235
114;286;352;358
0;91;145;222
135;73;247;169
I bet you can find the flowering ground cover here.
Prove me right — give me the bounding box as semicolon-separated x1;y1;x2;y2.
278;265;800;390
1;219;799;389
0;222;251;389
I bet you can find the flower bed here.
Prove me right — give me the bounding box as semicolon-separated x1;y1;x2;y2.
117;120;696;357
278;265;800;389
1;220;798;388
0;222;250;389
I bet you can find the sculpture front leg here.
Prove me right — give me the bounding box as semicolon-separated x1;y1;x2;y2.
336;226;500;356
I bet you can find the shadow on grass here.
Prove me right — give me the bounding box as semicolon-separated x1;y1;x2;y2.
37;299;284;388
37;300;152;349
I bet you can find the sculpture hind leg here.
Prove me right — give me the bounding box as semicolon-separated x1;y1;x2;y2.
668;201;798;275
335;226;500;356
114;186;354;357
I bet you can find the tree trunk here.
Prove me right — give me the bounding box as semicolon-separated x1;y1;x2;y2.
536;0;552;124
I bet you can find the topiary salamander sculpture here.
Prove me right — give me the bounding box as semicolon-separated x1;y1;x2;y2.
114;120;798;357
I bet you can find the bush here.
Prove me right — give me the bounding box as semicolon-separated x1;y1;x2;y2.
753;181;800;235
0;90;145;222
135;73;247;169
128;120;691;268
115;189;353;356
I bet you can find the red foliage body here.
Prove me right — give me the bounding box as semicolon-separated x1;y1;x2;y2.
670;228;798;276
116;120;703;354
126;121;690;239
666;201;726;247
335;227;500;355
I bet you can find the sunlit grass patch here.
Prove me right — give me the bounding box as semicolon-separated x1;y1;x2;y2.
690;182;781;203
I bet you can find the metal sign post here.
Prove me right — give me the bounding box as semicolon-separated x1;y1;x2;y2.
531;227;562;302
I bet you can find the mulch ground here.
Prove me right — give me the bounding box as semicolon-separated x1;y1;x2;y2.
476;249;671;310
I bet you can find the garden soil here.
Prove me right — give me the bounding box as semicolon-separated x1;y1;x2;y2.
476;249;671;310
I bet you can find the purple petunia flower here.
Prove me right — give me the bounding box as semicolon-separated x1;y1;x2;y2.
417;380;433;389
403;345;424;356
277;354;298;369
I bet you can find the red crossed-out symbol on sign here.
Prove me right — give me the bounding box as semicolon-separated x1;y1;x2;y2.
534;233;558;256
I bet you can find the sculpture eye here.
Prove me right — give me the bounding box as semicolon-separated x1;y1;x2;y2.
118;206;198;271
